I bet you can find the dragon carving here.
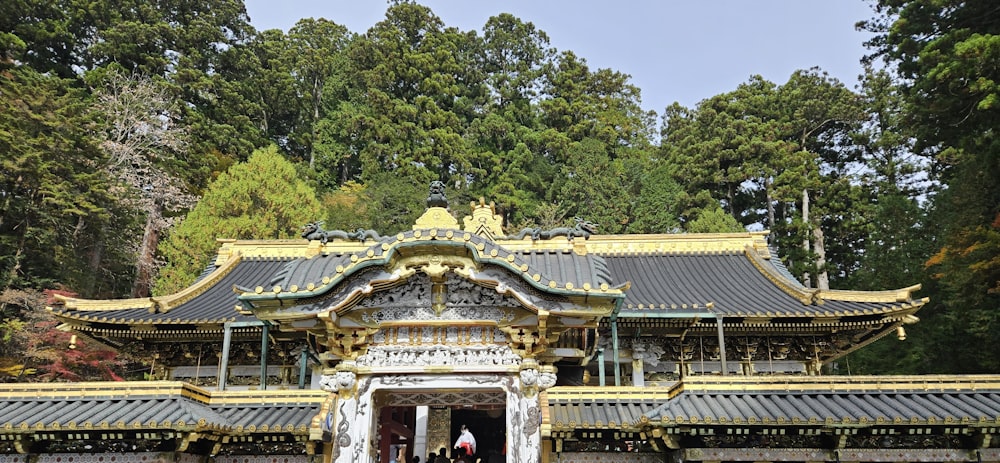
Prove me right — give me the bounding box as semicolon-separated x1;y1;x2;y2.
505;217;598;242
301;222;382;244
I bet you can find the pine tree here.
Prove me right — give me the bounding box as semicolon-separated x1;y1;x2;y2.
154;146;323;295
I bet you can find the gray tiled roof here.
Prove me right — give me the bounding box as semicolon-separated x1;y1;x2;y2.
0;382;324;434
264;231;614;297
52;233;919;328
643;376;1000;426
52;258;290;325
544;387;676;431
543;376;1000;433
604;252;911;317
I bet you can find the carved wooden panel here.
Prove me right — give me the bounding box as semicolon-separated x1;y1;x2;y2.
426;407;451;459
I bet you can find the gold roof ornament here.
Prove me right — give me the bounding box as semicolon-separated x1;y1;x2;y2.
413;180;459;230
463;197;505;240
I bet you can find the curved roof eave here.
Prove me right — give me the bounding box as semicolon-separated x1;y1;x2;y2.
237;231;627;306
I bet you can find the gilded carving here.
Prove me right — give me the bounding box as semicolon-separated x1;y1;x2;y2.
463;198;505;240
356;344;521;368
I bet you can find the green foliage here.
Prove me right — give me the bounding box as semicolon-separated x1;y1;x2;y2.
323;174;426;233
154;146;323;295
10;0;999;378
860;0;1000;373
624;163;684;234
554;139;630;233
330;2;477;186
0;67;122;293
284;18;353;167
685;205;745;234
664;69;865;286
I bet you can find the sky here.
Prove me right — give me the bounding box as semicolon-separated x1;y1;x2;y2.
242;1;876;113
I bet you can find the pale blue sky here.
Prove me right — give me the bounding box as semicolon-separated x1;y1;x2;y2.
243;1;875;113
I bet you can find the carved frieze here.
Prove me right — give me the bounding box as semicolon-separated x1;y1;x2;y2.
357;273;517;311
602;333;867;369
361;306;515;324
356;344;521;368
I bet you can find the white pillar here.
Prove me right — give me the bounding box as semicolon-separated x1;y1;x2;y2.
631;358;645;386
413;406;429;462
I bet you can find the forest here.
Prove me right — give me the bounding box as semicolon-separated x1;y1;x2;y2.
0;0;997;381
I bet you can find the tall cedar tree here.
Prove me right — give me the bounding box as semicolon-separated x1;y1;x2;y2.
0;67;118;294
862;0;1000;372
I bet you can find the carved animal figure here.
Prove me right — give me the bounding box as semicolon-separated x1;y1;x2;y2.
349;228;381;243
426;180;448;208
506;217;599;241
301;221;329;243
301;222;382;244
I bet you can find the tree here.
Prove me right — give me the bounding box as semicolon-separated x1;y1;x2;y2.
774;68;864;289
862;0;1000;372
329;2;478;187
90;68;195;297
0;288;124;382
661;77;790;229
0;67;116;293
540;51;655;165
154;146;323;295
625;163;684;234
685;205;745;234
323;173;426;234
284;18;352;167
554;138;631;233
466;14;554;224
663;71;864;289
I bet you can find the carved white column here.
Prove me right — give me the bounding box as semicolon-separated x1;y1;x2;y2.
506;360;556;463
320;361;376;463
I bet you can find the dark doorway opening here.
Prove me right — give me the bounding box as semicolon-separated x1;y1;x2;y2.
450;407;505;462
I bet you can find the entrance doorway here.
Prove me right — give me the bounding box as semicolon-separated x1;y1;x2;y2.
375;389;507;463
451;407;505;462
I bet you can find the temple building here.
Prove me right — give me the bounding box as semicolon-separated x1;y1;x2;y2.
2;184;999;463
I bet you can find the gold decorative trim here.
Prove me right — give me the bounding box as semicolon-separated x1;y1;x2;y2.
154;253;244;312
0;380;326;404
544;386;679;402
816;284;922;303
413;206;459;230
563;231;771;256
463;198;504;239
744;245;817;305
676;374;1000;393
52;294;155;312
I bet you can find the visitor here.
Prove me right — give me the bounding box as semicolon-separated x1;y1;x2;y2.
434;448;450;463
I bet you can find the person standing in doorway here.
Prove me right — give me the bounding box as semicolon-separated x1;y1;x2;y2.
453;424;477;459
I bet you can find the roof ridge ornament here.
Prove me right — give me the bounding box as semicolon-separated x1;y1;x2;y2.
463;197;505;240
301;221;382;245
426;180;448;208
413;181;459;230
504;217;598;242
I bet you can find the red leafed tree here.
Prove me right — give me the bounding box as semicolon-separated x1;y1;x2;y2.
0;288;124;382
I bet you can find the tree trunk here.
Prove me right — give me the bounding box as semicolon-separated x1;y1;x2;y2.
87;227;106;297
801;188;811;288
765;177;776;235
309;77;322;169
813;225;829;290
727;183;736;216
131;208;161;298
